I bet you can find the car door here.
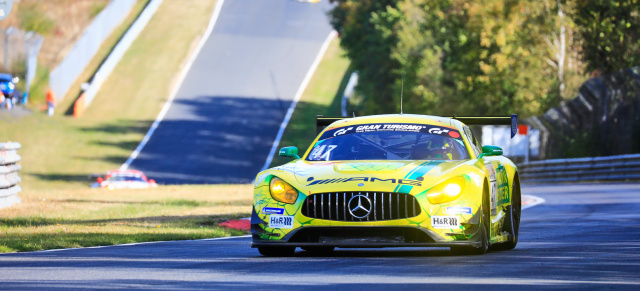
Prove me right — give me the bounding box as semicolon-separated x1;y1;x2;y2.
464;126;510;215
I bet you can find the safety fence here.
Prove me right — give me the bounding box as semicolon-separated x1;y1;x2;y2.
0;142;21;209
519;153;640;183
49;0;136;102
0;27;43;94
75;0;164;116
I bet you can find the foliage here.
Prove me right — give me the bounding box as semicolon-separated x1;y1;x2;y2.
18;2;56;35
329;0;638;118
571;0;640;74
329;0;402;114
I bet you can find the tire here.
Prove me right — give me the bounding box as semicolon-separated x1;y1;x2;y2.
451;185;490;255
257;246;296;257
301;246;335;253
494;178;521;250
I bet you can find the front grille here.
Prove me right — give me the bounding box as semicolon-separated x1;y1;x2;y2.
301;192;421;222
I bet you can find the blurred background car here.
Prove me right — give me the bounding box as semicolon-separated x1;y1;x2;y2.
91;170;157;190
0;73;21;107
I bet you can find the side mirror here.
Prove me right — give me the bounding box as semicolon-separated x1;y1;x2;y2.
12;77;19;84
278;146;300;159
96;177;104;183
478;145;503;159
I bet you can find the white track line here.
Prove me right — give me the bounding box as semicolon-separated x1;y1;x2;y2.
1;235;251;255
1;197;544;254
522;195;545;210
120;0;226;170
261;30;338;171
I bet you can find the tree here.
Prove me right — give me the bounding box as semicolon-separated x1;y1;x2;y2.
571;0;640;74
329;0;402;114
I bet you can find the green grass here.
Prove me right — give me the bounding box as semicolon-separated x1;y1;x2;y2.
0;185;252;252
1;0;219;191
54;0;151;110
268;39;352;167
0;0;354;253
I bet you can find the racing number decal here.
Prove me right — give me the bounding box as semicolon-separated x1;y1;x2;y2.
308;145;337;161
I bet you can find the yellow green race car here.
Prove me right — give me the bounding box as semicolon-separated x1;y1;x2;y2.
251;114;521;256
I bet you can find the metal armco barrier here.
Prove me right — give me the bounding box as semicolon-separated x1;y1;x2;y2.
0;142;21;209
519;153;640;182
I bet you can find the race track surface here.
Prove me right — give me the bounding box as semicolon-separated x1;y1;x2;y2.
128;0;334;184
2;183;640;290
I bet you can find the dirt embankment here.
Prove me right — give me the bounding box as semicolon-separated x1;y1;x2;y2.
0;0;110;68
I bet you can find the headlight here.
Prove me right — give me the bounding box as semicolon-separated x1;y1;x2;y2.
269;177;299;204
426;176;465;204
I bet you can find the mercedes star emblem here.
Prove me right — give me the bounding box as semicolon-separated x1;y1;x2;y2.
348;194;372;219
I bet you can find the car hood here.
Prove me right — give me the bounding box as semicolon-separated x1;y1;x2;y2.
288;159;471;194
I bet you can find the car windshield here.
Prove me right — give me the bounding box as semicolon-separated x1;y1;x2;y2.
108;175;146;182
306;123;470;161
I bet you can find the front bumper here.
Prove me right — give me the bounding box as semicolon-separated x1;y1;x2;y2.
250;205;483;249
251;226;483;248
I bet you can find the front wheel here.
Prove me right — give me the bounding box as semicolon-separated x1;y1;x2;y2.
257;246;295;257
494;178;521;250
451;186;490;255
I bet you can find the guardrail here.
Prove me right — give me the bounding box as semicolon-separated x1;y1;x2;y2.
519;153;640;182
77;0;164;114
49;0;136;102
0;142;22;209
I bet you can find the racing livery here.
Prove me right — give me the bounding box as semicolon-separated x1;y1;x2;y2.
252;114;521;256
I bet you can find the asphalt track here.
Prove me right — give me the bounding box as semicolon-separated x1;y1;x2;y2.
2;183;640;290
128;0;334;184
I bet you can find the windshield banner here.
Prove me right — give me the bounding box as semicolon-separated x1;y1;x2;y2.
319;123;462;141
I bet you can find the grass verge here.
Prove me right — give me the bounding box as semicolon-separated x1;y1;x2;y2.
268;38;352;167
0;1;352;253
1;0;218;191
0;184;252;252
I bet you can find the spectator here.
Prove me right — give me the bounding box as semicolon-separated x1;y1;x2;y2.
46;88;55;116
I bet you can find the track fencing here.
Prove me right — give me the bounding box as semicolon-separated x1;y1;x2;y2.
0;142;21;209
49;0;136;102
0;27;44;94
77;0;164;114
519;153;640;183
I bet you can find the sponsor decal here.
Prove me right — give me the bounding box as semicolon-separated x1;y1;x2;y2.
428;128;449;134
319;123;463;141
431;216;459;229
306;176;422;186
486;164;498;213
334;127;353;136
269;215;294;229
262;207;285;215
445;207;472;215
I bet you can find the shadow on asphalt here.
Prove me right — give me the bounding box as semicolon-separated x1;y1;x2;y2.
127;96;335;185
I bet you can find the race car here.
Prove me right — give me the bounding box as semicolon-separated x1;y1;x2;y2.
251;114;521;256
91;170;157;190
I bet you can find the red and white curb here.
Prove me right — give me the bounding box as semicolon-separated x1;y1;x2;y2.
219;217;250;231
522;195;545;210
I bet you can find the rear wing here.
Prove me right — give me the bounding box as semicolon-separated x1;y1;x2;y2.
316;115;351;135
452;114;518;138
